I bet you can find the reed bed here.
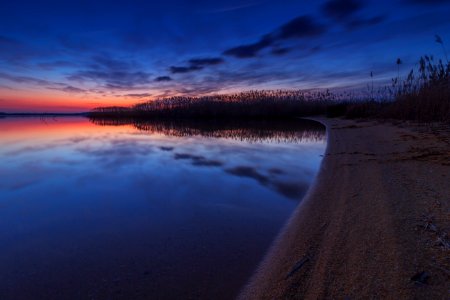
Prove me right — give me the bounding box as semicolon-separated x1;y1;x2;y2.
89;90;339;120
89;52;449;124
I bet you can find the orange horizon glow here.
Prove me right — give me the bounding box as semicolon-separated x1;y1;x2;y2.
0;87;244;113
0;89;144;113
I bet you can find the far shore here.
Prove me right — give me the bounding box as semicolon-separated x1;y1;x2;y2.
239;117;449;299
0;112;88;117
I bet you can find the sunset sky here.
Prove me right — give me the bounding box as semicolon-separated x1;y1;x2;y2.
1;0;450;112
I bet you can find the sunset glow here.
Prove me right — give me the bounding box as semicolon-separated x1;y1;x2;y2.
1;0;450;112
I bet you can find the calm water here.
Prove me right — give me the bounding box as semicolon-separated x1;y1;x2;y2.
0;117;326;299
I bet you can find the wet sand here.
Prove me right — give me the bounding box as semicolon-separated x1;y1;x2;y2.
239;118;450;299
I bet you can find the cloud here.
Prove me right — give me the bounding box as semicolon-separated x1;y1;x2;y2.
0;72;49;85
188;57;224;66
38;60;77;70
48;85;86;93
224;15;326;58
155;76;172;82
224;166;307;200
77;139;155;169
271;47;291;56
321;0;385;29
174;153;204;160
159;146;174;151
0;35;41;63
405;0;450;4
199;1;268;14
273;181;308;199
169;57;223;74
322;0;364;20
70;70;152;88
276;15;327;39
170;65;203;74
225;166;269;185
174;153;223;167
124;93;152;98
67;54;152;89
347;15;385;28
224;36;273;58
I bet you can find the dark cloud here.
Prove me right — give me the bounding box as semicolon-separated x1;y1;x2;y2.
124;93;152;98
38;60;77;70
68;56;151;89
155;76;172;82
348;15;385;29
322;0;364;20
174;153;204;160
224;166;306;200
188;57;224;66
174;153;223;167
273;181;308;199
170;65;203;74
191;159;223;167
69;70;152;88
225;166;269;185
223;36;273;58
48;85;86;93
224;15;326;58
199;1;267;14
0;72;50;85
271;47;291;56
91;55;131;71
277;15;327;39
159;146;174;151
321;0;385;29
169;57;223;74
268;168;285;175
67;54;152;89
405;0;450;4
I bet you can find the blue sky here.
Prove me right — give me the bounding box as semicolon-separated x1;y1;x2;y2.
1;0;450;111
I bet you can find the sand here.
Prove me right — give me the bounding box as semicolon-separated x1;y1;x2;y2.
239;118;450;299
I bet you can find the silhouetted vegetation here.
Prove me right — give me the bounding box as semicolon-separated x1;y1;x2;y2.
88;90;344;120
90;44;450;124
89;118;326;143
332;55;450;123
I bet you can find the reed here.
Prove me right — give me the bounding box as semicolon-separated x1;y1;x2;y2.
89;90;340;120
90;44;450;124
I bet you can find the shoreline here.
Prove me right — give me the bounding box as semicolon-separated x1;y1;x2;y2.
239;117;449;299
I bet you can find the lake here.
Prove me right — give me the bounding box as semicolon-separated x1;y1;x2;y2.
0;117;326;299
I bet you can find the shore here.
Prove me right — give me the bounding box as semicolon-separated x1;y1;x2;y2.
239;118;450;299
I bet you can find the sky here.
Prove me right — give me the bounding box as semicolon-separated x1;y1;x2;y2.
1;0;450;112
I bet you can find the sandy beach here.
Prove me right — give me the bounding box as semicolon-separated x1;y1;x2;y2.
239;118;450;299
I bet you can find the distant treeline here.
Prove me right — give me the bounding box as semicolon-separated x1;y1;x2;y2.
90;55;450;124
0;112;88;117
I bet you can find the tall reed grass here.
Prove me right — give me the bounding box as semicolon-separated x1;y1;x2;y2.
89;90;342;120
90;49;450;124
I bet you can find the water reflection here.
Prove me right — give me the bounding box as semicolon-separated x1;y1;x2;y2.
89;117;325;143
0;116;326;299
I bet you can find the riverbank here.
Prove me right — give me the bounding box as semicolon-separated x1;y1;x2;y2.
239;118;450;299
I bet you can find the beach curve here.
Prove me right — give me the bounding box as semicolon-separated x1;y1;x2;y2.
238;117;450;299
